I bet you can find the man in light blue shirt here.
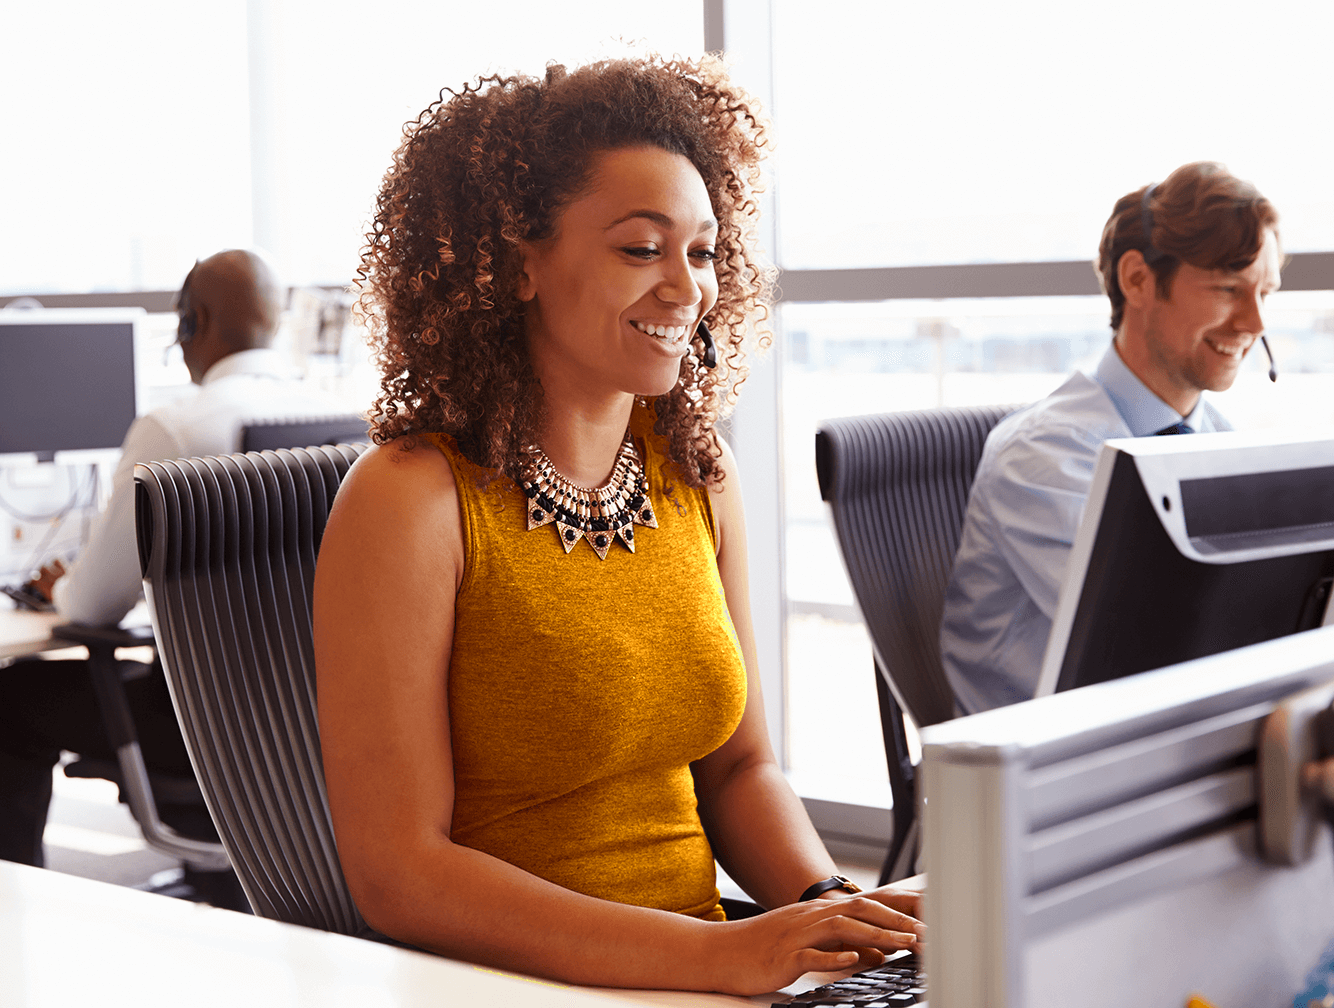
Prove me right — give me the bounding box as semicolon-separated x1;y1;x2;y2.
941;162;1283;713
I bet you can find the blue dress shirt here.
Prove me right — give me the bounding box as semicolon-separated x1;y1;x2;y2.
938;345;1231;714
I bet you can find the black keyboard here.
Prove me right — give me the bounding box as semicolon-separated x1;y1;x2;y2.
772;954;925;1006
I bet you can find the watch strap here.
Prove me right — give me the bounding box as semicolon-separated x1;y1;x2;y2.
798;874;863;902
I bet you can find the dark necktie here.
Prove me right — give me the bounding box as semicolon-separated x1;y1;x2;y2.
1154;421;1194;435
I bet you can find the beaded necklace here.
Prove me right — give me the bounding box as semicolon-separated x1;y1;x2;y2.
521;429;657;560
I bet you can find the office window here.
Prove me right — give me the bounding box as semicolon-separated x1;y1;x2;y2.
770;0;1334;270
3;1;703;294
2;1;252;294
247;0;703;286
756;0;1334;809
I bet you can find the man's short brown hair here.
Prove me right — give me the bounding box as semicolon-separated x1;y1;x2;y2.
1096;161;1279;331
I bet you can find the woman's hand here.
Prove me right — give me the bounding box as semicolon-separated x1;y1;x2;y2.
702;896;925;996
839;883;924;924
808;883;926;970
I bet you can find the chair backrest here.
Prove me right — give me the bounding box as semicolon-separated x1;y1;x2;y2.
240;415;368;453
135;443;370;935
816;404;1018;729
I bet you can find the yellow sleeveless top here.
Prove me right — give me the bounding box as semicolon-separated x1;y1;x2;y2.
424;401;747;921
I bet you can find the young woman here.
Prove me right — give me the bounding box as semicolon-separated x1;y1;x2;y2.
313;55;924;995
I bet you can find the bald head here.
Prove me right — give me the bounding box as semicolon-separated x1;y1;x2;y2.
176;249;284;383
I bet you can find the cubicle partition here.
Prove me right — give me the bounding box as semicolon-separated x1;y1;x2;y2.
922;625;1334;1008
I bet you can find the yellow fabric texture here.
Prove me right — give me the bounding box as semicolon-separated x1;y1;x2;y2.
423;402;747;921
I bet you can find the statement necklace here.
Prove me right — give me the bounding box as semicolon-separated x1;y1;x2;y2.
521;430;657;560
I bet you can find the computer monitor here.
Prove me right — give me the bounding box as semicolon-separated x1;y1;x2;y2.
0;308;143;462
1036;431;1334;697
922;625;1334;1007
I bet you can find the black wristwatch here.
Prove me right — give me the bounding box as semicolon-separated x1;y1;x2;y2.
799;875;863;902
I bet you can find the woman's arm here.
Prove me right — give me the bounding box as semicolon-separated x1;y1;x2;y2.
314;440;920;994
692;439;926;924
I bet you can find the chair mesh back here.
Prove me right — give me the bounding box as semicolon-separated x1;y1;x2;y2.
816;405;1017;728
135;444;369;934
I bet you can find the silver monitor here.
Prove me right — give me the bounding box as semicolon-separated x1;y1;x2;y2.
922;624;1334;1007
1037;430;1334;698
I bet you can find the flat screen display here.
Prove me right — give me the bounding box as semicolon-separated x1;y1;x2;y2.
0;311;139;460
1039;433;1334;696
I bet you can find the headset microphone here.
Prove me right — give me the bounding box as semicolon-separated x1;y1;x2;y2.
1260;334;1278;383
696;321;717;369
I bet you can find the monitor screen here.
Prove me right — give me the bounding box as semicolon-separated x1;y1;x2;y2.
0;309;141;461
1038;431;1334;696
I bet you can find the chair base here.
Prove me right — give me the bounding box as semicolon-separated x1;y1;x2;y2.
135;866;252;913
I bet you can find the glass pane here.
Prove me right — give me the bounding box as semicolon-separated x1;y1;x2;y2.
771;0;1334;269
1;0;252;294
2;1;703;294
780;291;1334;801
251;0;704;286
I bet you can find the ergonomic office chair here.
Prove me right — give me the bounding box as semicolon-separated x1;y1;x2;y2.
135;444;372;933
815;404;1017;884
53;417;370;903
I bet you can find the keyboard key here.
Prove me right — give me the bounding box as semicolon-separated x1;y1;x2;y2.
774;958;925;1008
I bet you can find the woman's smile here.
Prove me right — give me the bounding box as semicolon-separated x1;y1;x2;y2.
629;318;694;355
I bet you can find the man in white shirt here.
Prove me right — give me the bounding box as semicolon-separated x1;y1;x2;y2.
0;250;351;882
940;162;1283;714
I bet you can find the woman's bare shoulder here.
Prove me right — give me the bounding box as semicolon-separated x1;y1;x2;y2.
337;437;458;511
325;437;464;570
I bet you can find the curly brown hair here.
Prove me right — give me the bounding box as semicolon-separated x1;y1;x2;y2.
1096;161;1279;332
357;54;772;488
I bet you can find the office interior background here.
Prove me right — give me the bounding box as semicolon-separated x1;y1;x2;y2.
3;0;1332;858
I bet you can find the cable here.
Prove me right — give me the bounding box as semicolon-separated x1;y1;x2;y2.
0;465;84;523
10;464;99;577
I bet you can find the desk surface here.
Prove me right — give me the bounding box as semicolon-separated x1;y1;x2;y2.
2;862;798;1007
0;607;68;661
0;602;154;661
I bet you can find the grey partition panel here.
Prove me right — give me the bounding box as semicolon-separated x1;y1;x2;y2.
815;404;1017;728
240;414;368;453
921;626;1334;1008
136;444;369;935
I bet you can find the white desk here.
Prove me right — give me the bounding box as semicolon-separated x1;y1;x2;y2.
2;862;804;1007
0;602;155;662
0;608;69;661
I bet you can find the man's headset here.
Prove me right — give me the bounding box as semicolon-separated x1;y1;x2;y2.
176;264;198;345
177;309;196;344
1141;183;1277;382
